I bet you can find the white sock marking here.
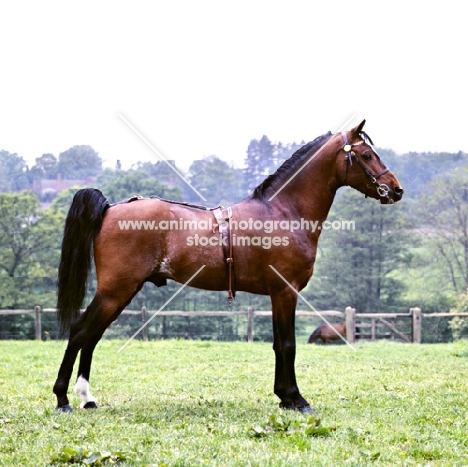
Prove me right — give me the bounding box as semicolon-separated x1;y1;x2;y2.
74;375;96;408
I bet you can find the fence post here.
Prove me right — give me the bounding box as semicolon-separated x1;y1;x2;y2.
410;307;422;343
345;306;356;344
370;318;376;341
141;306;148;342
34;306;42;341
247;307;254;343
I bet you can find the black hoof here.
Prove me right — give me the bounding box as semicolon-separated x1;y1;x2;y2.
279;401;318;416
82;401;98;409
56;404;73;413
299;405;318;416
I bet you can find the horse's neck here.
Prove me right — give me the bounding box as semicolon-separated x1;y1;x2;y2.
272;158;340;223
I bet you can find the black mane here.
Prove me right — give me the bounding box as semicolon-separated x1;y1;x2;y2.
359;130;374;146
251;132;333;200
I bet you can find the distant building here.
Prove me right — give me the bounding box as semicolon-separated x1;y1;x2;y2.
32;173;97;201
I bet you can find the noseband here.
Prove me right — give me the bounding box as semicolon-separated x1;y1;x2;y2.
341;132;392;201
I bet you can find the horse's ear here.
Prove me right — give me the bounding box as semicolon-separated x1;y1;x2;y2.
350;119;366;138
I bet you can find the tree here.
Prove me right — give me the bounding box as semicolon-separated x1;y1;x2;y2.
306;189;412;313
187;155;244;206
242;137;309;197
98;170;182;204
29;153;59;180
96;167;128;190
0;150;29;192
0;191;64;309
57;145;102;179
48;187;82;216
135;161;186;189
130;160;197;201
395;150;468;199
243;136;276;194
274;141;304;164
449;288;468;339
416;167;468;293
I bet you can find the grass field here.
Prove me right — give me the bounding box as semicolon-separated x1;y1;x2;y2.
1;339;467;466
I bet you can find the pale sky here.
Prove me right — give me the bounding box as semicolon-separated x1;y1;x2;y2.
0;1;466;172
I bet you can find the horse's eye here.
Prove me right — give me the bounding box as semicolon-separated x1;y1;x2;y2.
362;152;372;161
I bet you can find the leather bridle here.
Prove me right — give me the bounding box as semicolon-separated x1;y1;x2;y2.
341;132;392;201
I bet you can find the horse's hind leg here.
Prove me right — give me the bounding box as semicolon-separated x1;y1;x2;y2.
53;290;136;412
53;326;84;412
74;285;144;409
73;296;117;409
53;298;102;412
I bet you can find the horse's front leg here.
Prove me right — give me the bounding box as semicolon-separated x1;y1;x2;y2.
271;288;315;413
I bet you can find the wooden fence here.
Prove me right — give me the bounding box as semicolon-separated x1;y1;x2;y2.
0;307;343;341
345;306;468;343
1;306;468;342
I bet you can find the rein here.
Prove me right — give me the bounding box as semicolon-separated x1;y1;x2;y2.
341;132;391;201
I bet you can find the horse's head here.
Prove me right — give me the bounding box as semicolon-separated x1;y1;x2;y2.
338;120;403;204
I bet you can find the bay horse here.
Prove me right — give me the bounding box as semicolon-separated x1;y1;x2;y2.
53;120;403;413
307;322;347;344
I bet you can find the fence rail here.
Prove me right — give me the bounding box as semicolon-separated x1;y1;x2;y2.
344;306;468;344
11;307;344;342
1;306;468;343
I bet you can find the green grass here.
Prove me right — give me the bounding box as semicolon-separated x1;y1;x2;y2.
1;339;468;466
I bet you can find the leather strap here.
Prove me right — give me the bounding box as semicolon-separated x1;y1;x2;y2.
341;132;391;200
213;207;235;305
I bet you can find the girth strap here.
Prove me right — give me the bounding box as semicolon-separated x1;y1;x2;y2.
213;207;235;305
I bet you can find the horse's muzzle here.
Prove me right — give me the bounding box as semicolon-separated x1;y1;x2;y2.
393;186;404;200
380;185;404;204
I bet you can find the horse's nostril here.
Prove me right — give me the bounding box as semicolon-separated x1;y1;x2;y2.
394;186;404;197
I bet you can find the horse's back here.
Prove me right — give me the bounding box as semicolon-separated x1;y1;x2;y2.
95;200;229;291
308;322;346;344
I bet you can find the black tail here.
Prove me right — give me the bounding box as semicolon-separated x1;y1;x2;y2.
57;188;109;337
307;325;322;344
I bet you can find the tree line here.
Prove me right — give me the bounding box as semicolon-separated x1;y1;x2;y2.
1;137;468;340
